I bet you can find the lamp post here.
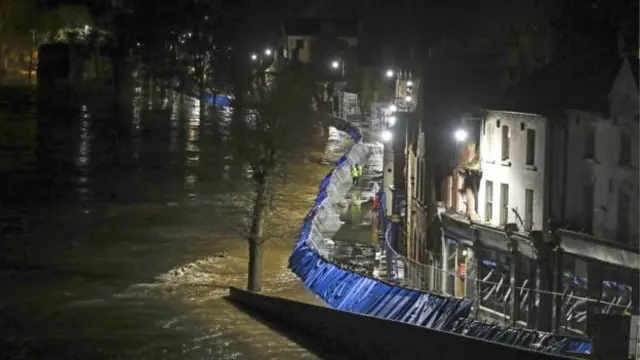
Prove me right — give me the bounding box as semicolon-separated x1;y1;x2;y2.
381;127;395;282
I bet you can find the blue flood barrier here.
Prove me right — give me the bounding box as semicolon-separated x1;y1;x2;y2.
287;118;591;357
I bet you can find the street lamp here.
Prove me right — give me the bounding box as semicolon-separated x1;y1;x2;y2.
454;129;468;142
388;104;397;112
251;53;258;61
385;69;394;78
381;130;393;142
330;60;345;76
264;48;272;56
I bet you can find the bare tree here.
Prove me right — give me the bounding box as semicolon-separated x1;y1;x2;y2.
233;65;319;292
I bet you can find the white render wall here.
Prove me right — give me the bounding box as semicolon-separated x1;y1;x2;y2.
477;111;547;232
564;59;639;245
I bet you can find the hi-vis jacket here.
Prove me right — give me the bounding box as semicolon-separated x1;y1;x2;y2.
351;167;359;177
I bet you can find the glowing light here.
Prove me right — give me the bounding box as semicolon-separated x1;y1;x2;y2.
264;48;272;56
388;104;397;112
331;60;340;69
381;130;392;142
405;95;412;102
454;129;468;142
407;80;413;87
251;53;258;60
385;69;394;78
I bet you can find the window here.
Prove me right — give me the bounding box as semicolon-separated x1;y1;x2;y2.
501;126;510;161
500;183;509;225
584;125;595;159
485;181;493;222
584;185;593;234
487;126;495;160
524;189;533;231
617;189;630;243
619;130;631;165
526;129;536;166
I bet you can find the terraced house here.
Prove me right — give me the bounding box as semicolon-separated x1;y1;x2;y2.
428;57;640;340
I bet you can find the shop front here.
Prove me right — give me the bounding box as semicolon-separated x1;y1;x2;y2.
440;213;476;299
554;230;640;337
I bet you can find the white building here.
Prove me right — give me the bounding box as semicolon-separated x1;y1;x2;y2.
564;57;639;247
477;111;549;232
280;19;359;64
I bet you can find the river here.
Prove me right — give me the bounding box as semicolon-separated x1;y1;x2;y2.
0;87;328;359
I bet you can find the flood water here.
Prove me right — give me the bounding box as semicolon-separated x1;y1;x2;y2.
0;88;326;359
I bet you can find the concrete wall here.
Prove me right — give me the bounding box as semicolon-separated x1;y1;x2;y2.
228;287;572;360
478;111;547;232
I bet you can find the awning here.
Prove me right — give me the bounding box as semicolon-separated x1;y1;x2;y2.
558;231;640;271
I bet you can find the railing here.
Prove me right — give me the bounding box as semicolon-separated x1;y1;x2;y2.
381;224;639;355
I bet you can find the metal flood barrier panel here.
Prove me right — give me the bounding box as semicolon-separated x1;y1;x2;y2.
289;122;473;335
288;119;592;358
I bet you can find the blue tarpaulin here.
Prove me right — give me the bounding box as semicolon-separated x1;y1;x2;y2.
287;119;592;357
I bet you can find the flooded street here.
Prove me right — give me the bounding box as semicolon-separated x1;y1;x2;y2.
0;89;326;359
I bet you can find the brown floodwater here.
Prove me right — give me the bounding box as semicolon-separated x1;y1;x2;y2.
0;88;330;359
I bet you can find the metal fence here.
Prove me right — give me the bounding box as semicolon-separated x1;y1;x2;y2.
382;229;638;356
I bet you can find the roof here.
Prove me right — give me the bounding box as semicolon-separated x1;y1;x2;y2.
282;18;359;37
487;57;618;115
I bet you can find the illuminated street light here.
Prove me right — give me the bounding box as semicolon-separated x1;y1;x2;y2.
388;104;397;112
331;60;340;69
264;48;272;56
454;129;468;142
388;115;397;127
385;69;394;78
251;53;258;61
405;95;412;102
407;80;413;87
381;130;393;142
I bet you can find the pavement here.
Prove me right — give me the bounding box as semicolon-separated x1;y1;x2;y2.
325;131;384;277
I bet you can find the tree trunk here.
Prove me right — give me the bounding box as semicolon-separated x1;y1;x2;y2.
247;174;270;292
198;82;207;123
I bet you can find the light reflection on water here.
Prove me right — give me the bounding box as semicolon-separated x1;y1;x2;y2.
75;105;92;201
0;90;322;359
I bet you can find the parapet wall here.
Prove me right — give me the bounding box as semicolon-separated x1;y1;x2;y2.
229;287;572;360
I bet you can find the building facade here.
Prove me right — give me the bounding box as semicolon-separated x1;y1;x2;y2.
477;111;549;233
280;18;359;64
399;57;640;337
564;57;639;247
